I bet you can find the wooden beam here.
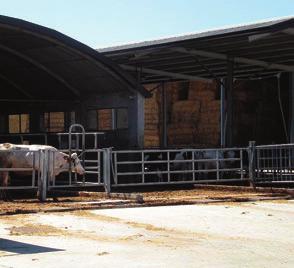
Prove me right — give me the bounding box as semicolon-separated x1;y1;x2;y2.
172;47;294;73
120;64;212;82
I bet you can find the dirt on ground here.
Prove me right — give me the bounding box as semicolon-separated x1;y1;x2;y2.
0;186;292;215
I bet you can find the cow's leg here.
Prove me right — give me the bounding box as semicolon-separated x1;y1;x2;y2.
0;171;10;201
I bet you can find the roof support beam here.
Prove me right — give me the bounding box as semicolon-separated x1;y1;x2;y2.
120;64;212;83
0;73;33;98
0;43;80;97
172;47;294;73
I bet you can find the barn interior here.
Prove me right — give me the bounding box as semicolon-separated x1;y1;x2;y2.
100;17;294;148
0;15;149;150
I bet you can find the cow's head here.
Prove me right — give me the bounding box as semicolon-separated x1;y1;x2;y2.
64;153;85;175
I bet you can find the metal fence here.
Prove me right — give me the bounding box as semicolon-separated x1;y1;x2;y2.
0;148;49;200
2;141;294;201
110;147;247;187
47;149;104;189
255;143;294;184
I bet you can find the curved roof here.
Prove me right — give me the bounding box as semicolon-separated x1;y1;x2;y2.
0;15;150;100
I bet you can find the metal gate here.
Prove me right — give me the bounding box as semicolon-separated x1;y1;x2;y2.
49;124;104;189
2;141;294;201
255;143;294;184
109;147;247;187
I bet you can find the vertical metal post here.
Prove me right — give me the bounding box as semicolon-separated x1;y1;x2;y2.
103;148;111;195
68;124;86;184
248;141;256;189
289;73;294;142
240;149;244;180
216;150;220;180
38;150;47;202
226;60;234;147
220;78;226;147
97;150;100;183
32;151;36;187
161;82;168;148
167;151;170;182
192;151;195;181
141;151;145;183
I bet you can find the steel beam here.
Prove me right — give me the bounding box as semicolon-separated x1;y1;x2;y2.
172;47;294;73
0;43;80;97
0;73;33;98
161;83;167;148
289;72;294;143
226;60;234;147
120;64;212;82
220;79;225;147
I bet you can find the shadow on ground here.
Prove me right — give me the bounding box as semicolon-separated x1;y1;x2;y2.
0;238;64;255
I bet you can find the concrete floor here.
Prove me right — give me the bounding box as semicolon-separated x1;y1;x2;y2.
0;200;294;267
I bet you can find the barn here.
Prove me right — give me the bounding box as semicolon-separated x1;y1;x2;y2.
100;17;294;149
1;15;294;197
0;15;149;149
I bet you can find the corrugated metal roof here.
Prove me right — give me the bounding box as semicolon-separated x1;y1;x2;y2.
98;16;294;53
99;16;294;83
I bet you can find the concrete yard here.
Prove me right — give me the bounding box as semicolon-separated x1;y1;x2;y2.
1;198;294;267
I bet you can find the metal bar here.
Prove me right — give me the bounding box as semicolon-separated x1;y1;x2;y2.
0;168;33;171
142;151;145;183
38;150;47;201
120;64;212;82
113;151;118;184
220;78;226;147
0;186;38;190
216;151;220;180
113;178;248;187
226;60;234;147
117;167;241;176
167;151;171;182
172;47;294;73
0;43;80;97
161;82;167;148
192;151;195;181
240;149;244;180
32;151;36;187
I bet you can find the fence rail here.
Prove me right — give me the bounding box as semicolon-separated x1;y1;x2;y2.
110;147;247;188
1;141;294;201
255;143;294;183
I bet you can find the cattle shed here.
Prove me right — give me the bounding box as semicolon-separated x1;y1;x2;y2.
100;16;294;148
0;15;150;149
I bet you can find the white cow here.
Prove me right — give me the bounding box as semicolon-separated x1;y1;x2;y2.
0;143;85;188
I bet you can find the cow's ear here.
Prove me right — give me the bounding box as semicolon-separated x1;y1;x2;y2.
63;155;70;162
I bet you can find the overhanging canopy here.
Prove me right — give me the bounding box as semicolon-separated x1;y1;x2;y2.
0;15;150;101
99;17;294;83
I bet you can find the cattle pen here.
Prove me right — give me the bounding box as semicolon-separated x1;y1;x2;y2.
0;15;294;268
0;15;294;201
